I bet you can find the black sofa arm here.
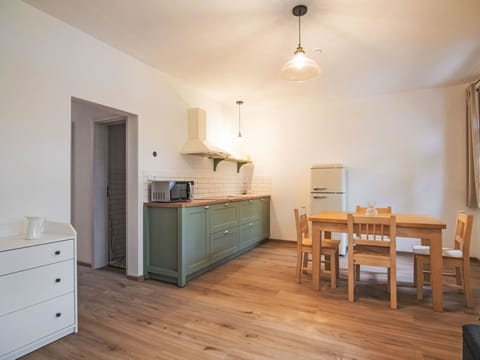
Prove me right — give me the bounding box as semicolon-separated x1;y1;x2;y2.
463;324;480;360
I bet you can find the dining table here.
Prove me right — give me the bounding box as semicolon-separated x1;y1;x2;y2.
309;210;447;312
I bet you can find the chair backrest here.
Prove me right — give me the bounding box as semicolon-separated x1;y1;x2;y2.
347;214;396;253
454;211;473;260
294;207;309;244
355;205;392;215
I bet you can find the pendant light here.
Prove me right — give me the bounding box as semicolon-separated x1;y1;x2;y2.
236;100;243;138
281;5;321;82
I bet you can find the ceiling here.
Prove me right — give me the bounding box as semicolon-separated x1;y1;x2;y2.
24;0;480;104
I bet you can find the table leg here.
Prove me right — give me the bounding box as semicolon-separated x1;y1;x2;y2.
312;223;321;290
429;231;443;312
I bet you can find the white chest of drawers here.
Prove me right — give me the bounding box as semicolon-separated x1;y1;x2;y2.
0;221;77;360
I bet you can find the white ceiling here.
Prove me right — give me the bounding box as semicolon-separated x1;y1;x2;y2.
24;0;480;103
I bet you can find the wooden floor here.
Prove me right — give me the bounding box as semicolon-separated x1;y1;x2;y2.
25;241;480;360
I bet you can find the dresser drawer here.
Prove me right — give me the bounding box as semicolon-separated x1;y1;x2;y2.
0;260;74;317
0;292;75;357
0;239;74;276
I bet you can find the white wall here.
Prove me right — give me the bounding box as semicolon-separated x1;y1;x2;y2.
0;1;234;276
1;0;478;271
243;84;479;256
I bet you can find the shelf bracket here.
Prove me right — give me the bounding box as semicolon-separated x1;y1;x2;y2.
237;161;248;173
213;158;224;172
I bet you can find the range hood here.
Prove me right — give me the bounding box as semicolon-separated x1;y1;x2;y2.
181;108;231;158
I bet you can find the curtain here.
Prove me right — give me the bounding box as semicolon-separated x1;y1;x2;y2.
466;82;480;208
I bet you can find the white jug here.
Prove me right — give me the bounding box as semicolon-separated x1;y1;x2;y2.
25;216;44;240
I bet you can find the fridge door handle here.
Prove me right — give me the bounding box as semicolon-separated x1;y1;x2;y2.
312;195;328;199
312;187;328;191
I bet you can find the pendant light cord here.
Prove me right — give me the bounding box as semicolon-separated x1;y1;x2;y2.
298;13;301;47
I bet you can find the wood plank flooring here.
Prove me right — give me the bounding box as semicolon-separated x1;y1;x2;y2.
24;241;479;359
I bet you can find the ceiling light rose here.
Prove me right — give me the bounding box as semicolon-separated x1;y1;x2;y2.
281;5;321;82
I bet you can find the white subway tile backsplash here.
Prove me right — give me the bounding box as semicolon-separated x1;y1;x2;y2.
142;170;272;201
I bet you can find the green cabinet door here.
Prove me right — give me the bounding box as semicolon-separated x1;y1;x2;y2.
143;207;179;281
184;206;210;275
260;197;270;239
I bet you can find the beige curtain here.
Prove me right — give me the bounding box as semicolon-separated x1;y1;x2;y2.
466;82;480;208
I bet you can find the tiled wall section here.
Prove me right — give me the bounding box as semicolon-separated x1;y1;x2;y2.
143;171;271;201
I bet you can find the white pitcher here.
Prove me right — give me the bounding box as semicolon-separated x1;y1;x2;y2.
25;216;44;240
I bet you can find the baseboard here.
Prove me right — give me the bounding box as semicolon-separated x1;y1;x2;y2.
77;261;91;267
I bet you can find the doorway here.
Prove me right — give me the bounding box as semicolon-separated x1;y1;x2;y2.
106;121;126;269
71;97;139;277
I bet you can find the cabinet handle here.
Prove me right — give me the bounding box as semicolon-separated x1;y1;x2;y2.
224;203;229;206
204;205;209;209
55;278;61;283
260;198;264;201
249;223;253;226
55;312;62;318
249;200;253;203
224;230;229;234
54;250;61;255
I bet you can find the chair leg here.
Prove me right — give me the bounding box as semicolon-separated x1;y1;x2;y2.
336;249;340;279
455;266;463;286
330;252;336;289
302;252;309;274
325;254;331;271
355;264;360;281
413;254;417;287
416;256;424;301
387;268;391;293
390;265;397;310
463;261;474;308
296;250;303;284
348;260;355;302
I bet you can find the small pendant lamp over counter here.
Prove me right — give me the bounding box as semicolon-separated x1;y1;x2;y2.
236;100;243;138
281;5;321;82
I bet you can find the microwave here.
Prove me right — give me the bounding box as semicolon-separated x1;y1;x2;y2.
150;180;194;202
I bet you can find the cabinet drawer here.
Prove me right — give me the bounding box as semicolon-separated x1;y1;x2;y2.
0;292;74;357
0;239;74;276
0;260;74;317
210;203;238;233
238;199;260;224
240;221;261;249
210;227;239;263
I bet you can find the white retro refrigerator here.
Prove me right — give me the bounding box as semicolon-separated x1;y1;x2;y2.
310;164;347;255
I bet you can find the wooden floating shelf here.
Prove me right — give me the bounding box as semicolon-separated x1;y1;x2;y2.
211;157;252;173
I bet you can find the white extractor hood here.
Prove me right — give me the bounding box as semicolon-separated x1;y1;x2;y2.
181;108;231;158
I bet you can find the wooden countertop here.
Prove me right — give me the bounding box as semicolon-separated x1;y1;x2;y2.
144;194;271;208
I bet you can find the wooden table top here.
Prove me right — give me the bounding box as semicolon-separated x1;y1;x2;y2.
309;210;447;229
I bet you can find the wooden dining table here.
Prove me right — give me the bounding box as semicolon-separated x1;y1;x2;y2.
309;210;447;312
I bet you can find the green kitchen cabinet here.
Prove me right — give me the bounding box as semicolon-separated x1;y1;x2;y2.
210;226;239;263
144;196;270;287
210;202;238;233
260;197;270;239
183;205;210;275
143;207;180;284
239;220;262;249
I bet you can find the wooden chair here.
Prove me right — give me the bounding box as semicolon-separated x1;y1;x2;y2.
294;207;340;288
414;211;474;308
354;206;392;279
347;213;397;309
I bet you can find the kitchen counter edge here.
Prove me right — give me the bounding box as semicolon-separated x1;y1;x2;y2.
144;194;271;208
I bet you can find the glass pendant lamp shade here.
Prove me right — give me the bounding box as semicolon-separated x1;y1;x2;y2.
281;46;321;81
281;5;320;82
